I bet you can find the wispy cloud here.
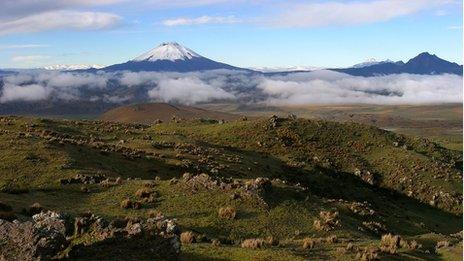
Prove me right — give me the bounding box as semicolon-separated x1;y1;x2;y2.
0;0;123;20
163;15;240;26
0;44;50;50
11;55;50;63
266;0;453;28
143;0;238;8
0;0;123;36
0;11;121;36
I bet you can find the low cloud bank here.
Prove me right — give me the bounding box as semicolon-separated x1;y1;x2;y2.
0;83;49;103
148;76;235;105
259;70;463;105
0;69;461;105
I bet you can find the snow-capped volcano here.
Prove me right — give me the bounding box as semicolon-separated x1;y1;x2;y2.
101;42;248;72
132;42;201;62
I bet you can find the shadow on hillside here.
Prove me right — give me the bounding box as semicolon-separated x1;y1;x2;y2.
60;142;184;180
51;134;461;237
187;140;462;236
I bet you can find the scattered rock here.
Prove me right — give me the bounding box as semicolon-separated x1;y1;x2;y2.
0;211;68;260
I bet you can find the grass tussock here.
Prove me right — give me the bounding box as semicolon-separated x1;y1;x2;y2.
302;238;317;249
120;199;133;209
313;211;340;231
180;231;196;245
380;234;400;254
27;202;44;216
218;206;236;220
241;238;264;249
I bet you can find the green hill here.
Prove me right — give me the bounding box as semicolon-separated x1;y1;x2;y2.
0;116;461;260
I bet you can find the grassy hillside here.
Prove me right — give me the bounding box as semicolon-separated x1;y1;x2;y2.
200;103;463;151
100;103;242;124
0;116;461;260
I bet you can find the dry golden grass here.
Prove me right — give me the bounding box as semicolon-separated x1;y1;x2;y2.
218;206;236;220
135;187;154;198
380;234;400;254
180;231;196;245
211;239;221;247
241;238;264;249
266;236;279;246
302;238;316;249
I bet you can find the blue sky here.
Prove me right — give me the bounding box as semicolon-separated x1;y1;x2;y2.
0;0;462;69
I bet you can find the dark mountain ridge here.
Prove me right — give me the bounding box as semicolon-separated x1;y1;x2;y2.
332;52;463;76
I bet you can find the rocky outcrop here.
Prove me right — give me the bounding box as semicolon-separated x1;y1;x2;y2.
0;211;68;260
0;210;181;260
68;213;180;260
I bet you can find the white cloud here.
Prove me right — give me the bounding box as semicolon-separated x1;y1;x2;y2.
0;11;121;36
142;0;237;8
163;15;240;26
267;0;452;27
1;70;461;106
0;71;112;103
37;72;108;89
0;0;123;20
0;84;50;102
148;76;235;104
258;70;463;105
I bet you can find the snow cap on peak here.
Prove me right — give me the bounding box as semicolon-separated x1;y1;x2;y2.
351;58;394;68
132;42;201;62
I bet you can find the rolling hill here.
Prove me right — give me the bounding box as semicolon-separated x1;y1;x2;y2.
100;103;243;123
0;115;461;259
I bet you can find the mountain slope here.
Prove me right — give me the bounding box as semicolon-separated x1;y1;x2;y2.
403;52;463;75
100;42;248;72
332;52;462;76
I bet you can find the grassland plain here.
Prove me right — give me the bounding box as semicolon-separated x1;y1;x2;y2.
0;115;462;260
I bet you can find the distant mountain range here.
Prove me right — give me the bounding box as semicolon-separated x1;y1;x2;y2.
333;52;463;76
99;42;246;72
43;64;104;71
350;58;394;69
93;43;462;76
1;42;461;76
0;43;462;116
